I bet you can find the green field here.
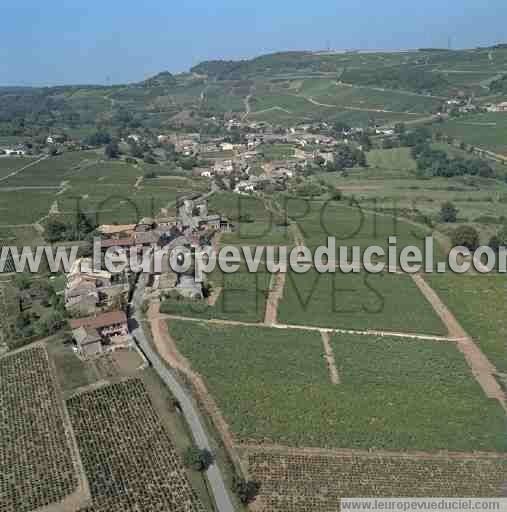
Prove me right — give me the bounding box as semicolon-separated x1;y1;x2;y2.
436;112;507;155
0;157;37;178
366;147;417;171
160;262;271;323
169;322;507;452
209;192;292;247
0;153;207;226
285;198;439;257
426;273;507;373
278;269;447;335
258;143;295;161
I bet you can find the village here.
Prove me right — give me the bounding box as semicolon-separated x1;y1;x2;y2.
63;190;235;361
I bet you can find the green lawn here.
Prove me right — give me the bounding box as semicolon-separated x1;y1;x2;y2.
169;322;507;452
278;268;447;335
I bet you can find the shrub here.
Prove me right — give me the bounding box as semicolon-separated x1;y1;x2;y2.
183;447;214;472
439;201;458;223
452;225;479;251
232;476;261;504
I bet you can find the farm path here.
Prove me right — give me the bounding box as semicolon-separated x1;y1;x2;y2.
249;106;291;116
264;272;286;326
207;286;222;306
412;273;506;411
336;81;449;101
303;95;424;116
242;94;252;121
154;312;457;343
130;275;236;512
320;330;340;384
0;155;48;184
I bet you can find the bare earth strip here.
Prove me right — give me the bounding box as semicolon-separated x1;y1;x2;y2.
155;312;457;343
290;223;305;246
207;287;222;306
264;272;286;326
320;331;340;384
412;273;507;411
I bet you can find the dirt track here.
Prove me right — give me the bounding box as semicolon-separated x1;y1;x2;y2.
320;331;340;384
264;273;286;325
412;273;506;411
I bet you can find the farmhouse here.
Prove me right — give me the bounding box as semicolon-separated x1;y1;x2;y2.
70;310;129;347
72;326;103;358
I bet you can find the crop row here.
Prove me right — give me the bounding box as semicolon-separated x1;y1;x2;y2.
67;379;204;512
0;346;78;512
248;451;507;510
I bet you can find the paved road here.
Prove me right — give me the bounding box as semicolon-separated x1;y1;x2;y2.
129;273;235;512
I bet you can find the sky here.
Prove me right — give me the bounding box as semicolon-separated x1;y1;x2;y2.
1;0;506;86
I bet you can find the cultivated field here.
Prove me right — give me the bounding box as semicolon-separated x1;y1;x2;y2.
436;112;507;155
426;273;507;373
247;449;507;509
67;379;205;512
168;322;506;452
278;269;447;335
0;153;207;226
160;262;271;323
0;346;81;512
209;192;291;247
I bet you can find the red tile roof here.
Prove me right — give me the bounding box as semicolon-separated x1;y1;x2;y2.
70;310;127;330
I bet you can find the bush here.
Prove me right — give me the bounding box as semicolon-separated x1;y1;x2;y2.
232;476;261;504
331;189;343;201
488;225;507;252
439;201;458;223
452;225;479;251
183;447;214;472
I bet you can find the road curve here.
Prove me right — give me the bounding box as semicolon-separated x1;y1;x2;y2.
129;273;236;512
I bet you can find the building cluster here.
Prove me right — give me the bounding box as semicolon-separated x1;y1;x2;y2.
66;193;232;359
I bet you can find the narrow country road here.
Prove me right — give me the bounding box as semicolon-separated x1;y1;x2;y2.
129;272;235;512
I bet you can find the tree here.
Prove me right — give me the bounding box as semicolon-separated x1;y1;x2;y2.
439;201;458;223
358;133;372;151
452;225;479;251
46;219;69;243
183;447;214;472
84;131;111;146
105;142;119;159
334;145;366;170
143;154;156;164
488;225;507;252
394;123;406;135
331;189;343;201
232;476;261;504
